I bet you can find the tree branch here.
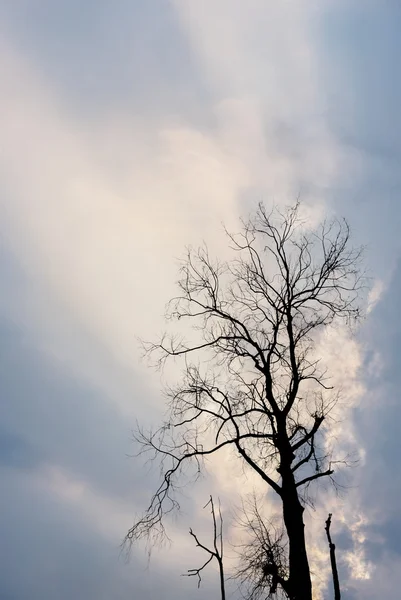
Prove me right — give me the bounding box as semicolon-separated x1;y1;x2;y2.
185;497;226;600
295;468;334;488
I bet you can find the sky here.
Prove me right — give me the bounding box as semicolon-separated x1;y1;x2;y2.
0;1;401;598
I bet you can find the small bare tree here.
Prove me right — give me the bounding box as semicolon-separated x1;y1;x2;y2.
235;495;289;599
125;202;364;600
185;496;226;600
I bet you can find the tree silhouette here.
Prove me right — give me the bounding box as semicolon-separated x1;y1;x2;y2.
325;513;341;600
125;202;364;599
184;496;226;600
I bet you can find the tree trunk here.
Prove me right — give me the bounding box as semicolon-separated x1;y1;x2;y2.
278;428;312;600
282;483;312;600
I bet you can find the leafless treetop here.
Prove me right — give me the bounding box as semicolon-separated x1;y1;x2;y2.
125;202;364;575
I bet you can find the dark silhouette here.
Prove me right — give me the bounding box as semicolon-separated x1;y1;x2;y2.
325;514;341;600
125;202;364;599
185;496;226;600
235;495;289;599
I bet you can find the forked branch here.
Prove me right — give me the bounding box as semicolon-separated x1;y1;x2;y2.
185;496;226;600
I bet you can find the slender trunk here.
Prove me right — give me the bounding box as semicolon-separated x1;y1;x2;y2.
217;554;226;600
325;514;341;600
278;426;312;600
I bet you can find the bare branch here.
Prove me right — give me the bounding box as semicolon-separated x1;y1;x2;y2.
185;496;226;600
295;468;334;488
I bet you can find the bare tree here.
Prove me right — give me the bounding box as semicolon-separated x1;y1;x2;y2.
125;202;364;600
234;495;289;599
184;496;226;600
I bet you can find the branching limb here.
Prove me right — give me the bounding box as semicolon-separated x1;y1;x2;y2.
184;496;226;600
291;415;325;452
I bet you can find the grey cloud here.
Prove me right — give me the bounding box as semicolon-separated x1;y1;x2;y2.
0;314;138;500
0;254;214;599
0;466;209;600
1;1;401;599
0;229;222;598
0;428;42;470
317;4;401;274
0;0;206;122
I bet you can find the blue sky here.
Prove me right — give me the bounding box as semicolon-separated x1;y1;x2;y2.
0;1;401;598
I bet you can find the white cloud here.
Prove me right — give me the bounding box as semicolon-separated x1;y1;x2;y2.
172;0;356;209
367;279;385;314
0;1;354;387
0;36;245;387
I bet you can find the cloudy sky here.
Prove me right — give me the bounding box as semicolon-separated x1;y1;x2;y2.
1;1;401;598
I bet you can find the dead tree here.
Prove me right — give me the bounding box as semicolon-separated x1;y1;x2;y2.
125;202;364;600
325;514;341;600
184;496;226;600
